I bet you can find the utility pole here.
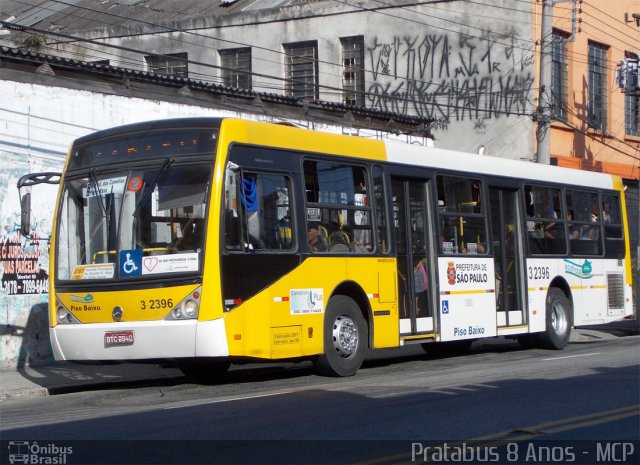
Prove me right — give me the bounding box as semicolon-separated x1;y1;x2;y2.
536;0;553;164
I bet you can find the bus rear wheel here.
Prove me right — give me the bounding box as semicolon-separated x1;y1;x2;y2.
537;288;572;350
178;358;231;383
313;295;367;377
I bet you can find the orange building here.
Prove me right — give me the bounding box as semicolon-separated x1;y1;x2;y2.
533;0;639;180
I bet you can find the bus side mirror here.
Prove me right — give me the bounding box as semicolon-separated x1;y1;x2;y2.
20;191;31;237
16;171;61;238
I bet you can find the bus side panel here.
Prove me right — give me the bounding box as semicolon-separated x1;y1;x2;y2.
223;257;344;359
437;257;497;341
346;257;399;349
222;256;398;359
524;258;562;333
571;258;607;324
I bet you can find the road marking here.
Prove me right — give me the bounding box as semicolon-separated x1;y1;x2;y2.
543;352;600;361
472;404;639;441
163;389;298;410
354;404;640;465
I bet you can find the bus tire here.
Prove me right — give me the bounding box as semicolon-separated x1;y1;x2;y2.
178;358;231;383
537;288;572;350
313;295;367;377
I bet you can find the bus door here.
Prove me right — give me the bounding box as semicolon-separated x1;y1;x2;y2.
489;187;526;328
392;178;434;335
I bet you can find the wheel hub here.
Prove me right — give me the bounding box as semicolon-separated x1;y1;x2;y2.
332;314;358;358
551;302;568;336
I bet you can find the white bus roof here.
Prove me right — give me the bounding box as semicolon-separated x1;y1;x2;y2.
384;141;616;190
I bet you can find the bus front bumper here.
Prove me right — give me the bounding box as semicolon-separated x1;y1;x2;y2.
50;318;229;361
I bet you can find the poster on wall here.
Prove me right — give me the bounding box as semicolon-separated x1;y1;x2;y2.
0;233;49;295
1;162;58;296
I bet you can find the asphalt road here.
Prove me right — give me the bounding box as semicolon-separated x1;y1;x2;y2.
1;336;638;464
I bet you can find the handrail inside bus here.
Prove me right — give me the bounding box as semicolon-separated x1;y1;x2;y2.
92;247;171;264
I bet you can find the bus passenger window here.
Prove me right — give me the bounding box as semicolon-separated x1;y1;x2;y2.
602;193;624;258
437;175;487;255
565;189;601;256
224;168;294;252
304;159;373;254
526;185;566;255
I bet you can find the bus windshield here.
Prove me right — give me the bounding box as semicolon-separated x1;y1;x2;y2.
57;162;212;281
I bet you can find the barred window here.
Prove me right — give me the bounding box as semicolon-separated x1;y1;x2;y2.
625;93;640;137
145;52;188;78
588;42;608;131
284;41;319;100
219;47;252;90
340;36;365;106
551;30;569;122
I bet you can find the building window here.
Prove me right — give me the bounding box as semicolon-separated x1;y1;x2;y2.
588;42;608;131
551;30;569;122
219;47;252;89
284;41;318;100
145;52;188;78
340;36;365;106
625;93;640;137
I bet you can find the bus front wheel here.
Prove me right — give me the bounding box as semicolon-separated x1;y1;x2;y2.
313;295;367;377
538;288;572;350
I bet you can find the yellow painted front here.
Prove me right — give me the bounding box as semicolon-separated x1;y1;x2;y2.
56;284;201;323
222;257;399;359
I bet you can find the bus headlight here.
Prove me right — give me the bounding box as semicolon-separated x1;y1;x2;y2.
164;288;201;321
183;300;198;318
170;307;184;320
168;301;198;320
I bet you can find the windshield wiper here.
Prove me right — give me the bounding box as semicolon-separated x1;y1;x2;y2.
132;157;174;217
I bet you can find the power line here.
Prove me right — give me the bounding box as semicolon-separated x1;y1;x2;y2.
3;4;541;117
5;0;638;163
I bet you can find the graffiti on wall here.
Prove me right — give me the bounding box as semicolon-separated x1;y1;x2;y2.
366;29;535;126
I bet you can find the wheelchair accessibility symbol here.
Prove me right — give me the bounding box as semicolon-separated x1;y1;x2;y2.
441;300;449;314
119;249;142;276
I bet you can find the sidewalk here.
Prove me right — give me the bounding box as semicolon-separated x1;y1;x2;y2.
0;360;184;401
1;319;637;401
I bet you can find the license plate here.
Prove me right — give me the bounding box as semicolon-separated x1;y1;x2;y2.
104;331;134;347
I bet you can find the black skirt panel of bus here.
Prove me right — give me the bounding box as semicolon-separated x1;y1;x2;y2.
221;254;300;307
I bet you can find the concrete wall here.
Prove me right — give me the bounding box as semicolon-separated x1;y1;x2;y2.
59;0;535;159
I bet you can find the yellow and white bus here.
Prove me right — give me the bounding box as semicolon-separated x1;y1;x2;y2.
19;118;634;378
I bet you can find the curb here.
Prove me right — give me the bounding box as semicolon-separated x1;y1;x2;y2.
0;387;49;402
